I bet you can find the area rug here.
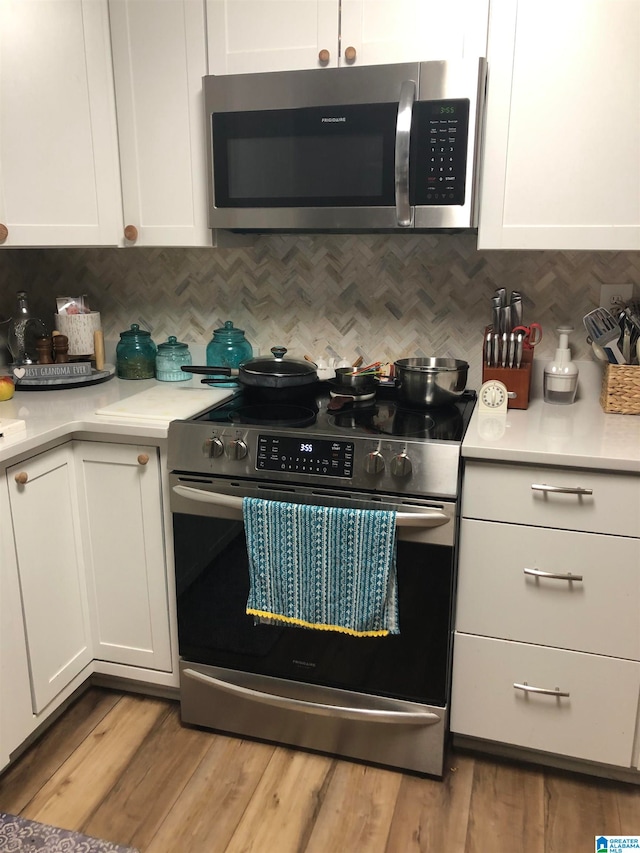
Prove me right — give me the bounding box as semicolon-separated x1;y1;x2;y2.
0;812;139;853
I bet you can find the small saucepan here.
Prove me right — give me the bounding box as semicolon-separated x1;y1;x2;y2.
185;346;318;403
327;366;379;411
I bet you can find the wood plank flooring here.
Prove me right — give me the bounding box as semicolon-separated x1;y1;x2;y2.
1;687;639;852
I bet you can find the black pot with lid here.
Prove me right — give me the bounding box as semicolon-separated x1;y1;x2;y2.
187;346;318;402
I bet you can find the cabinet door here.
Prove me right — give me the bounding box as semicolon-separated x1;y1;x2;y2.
75;442;171;672
0;473;35;770
109;0;212;247
206;0;487;74
207;0;340;73
340;0;488;66
0;0;122;247
7;446;92;714
478;0;640;250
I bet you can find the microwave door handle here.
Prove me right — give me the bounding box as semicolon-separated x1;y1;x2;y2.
172;484;449;528
395;79;416;227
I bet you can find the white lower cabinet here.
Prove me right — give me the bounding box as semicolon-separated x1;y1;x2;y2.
452;460;640;772
0;473;34;770
452;634;640;768
74;441;172;672
7;445;92;715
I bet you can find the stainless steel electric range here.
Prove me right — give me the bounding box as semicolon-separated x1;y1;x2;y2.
167;384;475;777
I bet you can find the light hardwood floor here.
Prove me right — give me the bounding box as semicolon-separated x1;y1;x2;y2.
1;687;639;852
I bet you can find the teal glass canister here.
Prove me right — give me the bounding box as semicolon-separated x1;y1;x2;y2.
206;320;253;386
156;336;192;381
116;324;157;379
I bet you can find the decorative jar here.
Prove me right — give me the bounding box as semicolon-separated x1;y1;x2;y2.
156;336;192;382
206;320;253;386
116;324;157;379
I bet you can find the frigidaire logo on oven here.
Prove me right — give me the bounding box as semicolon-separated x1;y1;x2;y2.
321;116;346;122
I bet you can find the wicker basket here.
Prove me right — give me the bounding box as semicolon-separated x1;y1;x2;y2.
600;363;640;414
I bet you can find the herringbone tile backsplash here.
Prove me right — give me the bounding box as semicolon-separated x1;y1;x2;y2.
2;233;638;388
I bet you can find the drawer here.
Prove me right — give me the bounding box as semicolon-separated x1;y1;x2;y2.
451;634;640;767
456;519;640;659
463;461;640;537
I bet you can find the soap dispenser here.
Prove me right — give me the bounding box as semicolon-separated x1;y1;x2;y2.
543;326;579;405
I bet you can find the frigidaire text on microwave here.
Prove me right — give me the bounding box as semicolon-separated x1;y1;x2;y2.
203;58;487;233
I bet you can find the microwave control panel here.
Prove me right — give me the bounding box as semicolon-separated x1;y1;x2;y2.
411;99;470;206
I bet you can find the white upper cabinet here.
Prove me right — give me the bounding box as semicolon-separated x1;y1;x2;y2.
0;0;122;247
207;0;339;73
109;0;212;247
478;0;640;250
207;0;488;75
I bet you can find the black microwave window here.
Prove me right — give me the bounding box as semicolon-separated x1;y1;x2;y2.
212;103;397;208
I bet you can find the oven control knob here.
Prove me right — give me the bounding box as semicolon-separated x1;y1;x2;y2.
203;436;224;458
391;452;412;478
364;450;385;475
227;438;248;460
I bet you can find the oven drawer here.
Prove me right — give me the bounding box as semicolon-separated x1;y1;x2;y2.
456;519;640;660
451;634;640;767
180;661;447;777
462;462;640;537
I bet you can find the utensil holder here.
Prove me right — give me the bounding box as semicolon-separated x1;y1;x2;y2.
481;330;533;409
600;363;640;414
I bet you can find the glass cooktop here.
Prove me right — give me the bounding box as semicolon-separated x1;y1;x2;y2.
192;383;476;443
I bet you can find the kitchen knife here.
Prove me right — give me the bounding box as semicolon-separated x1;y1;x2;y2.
492;333;500;368
485;330;493;367
501;332;508;368
510;293;523;329
501;306;512;336
491;296;502;334
515;332;523;369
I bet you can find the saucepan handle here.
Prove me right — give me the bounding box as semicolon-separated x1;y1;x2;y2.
183;365;236;376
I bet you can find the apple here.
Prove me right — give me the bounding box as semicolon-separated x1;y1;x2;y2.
0;375;15;401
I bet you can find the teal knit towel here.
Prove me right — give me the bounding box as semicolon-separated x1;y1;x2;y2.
243;497;399;636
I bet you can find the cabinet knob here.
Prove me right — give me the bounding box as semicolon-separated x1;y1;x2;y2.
124;224;138;243
14;472;28;485
137;453;150;466
0;223;8;244
318;48;330;64
344;45;357;63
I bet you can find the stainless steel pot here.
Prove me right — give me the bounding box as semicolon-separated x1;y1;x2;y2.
394;357;468;407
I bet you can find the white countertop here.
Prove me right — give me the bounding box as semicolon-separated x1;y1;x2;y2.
0;374;234;464
462;360;640;473
2;360;639;473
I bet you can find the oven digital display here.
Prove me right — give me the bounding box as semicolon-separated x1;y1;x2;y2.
257;435;354;478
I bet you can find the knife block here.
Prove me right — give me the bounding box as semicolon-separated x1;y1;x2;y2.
482;333;533;409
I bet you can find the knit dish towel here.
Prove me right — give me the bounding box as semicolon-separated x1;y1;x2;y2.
243;497;399;637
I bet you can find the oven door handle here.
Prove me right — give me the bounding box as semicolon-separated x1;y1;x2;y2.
183;668;441;726
172;485;450;528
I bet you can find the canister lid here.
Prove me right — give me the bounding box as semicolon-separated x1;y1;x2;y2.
157;335;188;351
212;320;247;340
119;323;152;339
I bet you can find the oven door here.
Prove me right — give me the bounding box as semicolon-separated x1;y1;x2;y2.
170;473;457;775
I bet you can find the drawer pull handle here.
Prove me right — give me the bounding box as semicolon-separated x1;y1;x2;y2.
514;682;570;698
531;483;593;496
523;567;583;582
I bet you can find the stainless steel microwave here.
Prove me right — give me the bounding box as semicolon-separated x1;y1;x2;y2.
203;59;487;233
